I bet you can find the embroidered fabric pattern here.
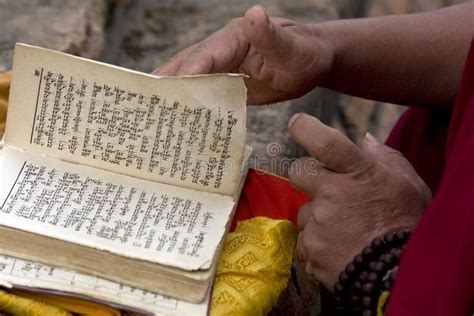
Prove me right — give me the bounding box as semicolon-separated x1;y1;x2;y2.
211;217;297;316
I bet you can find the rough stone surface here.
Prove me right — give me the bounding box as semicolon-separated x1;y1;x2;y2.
0;0;108;72
102;0;364;72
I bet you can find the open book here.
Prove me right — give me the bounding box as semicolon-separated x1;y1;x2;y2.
0;44;249;304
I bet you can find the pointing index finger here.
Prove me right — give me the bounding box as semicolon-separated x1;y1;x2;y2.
288;113;372;173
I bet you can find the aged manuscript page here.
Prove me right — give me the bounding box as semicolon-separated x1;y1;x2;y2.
5;44;247;197
0;148;235;271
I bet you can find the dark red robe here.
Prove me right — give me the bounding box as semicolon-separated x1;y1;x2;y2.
388;37;474;315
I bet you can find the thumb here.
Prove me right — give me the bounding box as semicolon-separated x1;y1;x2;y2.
362;132;431;200
242;6;300;65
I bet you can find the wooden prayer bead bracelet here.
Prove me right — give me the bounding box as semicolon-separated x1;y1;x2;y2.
333;229;411;316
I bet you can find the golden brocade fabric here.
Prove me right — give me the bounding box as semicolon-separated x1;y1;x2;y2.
210;217;298;316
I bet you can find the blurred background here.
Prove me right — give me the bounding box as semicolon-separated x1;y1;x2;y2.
0;0;468;314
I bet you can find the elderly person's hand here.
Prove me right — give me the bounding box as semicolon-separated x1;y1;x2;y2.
288;113;432;290
153;6;333;105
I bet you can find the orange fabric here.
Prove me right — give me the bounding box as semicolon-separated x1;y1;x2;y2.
231;169;311;231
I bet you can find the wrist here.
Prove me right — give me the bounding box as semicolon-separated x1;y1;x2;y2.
306;20;344;88
304;22;338;88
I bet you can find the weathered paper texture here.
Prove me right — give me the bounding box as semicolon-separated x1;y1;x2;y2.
0;254;209;316
0;148;234;271
5;44;246;197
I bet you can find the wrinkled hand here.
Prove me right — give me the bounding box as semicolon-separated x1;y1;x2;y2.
288;113;432;290
153;6;333;105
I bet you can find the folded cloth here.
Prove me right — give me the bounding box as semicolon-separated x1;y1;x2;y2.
0;289;72;316
211;217;298;316
8;290;121;316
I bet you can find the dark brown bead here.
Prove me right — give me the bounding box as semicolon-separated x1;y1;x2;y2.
389;247;399;256
385;231;398;244
371;238;384;252
362;310;374;316
362;282;376;294
351;293;360;301
367;272;379;283
353;281;363;294
351;306;363;315
362;246;375;260
383;280;392;290
359;270;369;282
372;261;386;274
346;262;357;276
368;261;377;271
353;254;365;268
339;271;350;284
360;296;373;308
396;230;410;242
393;248;403;259
334;282;345;295
381;253;395;265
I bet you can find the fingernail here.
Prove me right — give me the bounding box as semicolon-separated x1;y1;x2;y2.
252;5;269;27
288;113;302;129
364;132;380;145
254;4;267;14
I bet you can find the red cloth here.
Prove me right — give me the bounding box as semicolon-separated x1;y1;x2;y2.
388;37;474;315
231;169;311;231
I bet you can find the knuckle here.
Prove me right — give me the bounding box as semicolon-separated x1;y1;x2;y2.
226;17;242;28
320;186;337;200
318;137;338;157
195;39;212;53
385;147;405;159
289;158;305;176
312;209;330;226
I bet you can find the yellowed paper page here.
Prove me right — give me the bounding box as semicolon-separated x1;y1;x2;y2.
5;44;246;196
0;147;234;271
0;254;209;316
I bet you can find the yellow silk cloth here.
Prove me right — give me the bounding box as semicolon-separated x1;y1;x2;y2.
210;217;297;316
0;289;72;316
0;289;121;316
0;71;297;315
